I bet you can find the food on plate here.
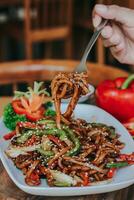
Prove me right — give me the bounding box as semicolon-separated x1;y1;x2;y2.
96;74;134;122
3;103;27;130
4;72;134;187
123;118;134;139
3;82;52;130
4;120;134;187
51;72;89;128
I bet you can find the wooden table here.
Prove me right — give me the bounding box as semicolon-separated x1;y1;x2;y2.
0;59;129;86
0;95;134;200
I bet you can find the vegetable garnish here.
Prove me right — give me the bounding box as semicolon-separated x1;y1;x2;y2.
3;82;52;130
14;81;50;100
45;109;56;117
12;82;50;122
3;103;26;130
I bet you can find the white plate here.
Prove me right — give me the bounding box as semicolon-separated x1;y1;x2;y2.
61;84;95;103
0;104;134;196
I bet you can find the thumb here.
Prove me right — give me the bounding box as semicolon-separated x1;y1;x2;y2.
93;4;134;27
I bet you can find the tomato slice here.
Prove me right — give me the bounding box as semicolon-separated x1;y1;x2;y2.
12;100;45;122
3;131;16;140
26;107;45;122
12;100;27;115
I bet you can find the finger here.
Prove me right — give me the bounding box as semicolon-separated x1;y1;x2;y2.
101;25;113;39
102;24;125;50
92;7;102;27
110;42;125;53
93;4;134;27
92;14;102;27
110;43;126;64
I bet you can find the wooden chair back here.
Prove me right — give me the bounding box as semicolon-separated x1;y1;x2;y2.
24;0;73;59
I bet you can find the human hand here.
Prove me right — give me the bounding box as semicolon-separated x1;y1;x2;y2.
92;4;134;65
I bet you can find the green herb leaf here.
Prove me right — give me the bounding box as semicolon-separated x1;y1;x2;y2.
45;109;56;117
3;103;26;130
44;101;53;109
106;162;128;168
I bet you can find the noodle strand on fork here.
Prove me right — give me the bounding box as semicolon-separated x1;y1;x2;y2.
51;72;89;128
63;85;79;118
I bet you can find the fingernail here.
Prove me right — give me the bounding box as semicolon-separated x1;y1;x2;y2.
93;15;101;28
95;4;108;13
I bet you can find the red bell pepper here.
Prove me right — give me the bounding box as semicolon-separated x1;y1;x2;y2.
25;135;37;146
80;172;90;186
96;74;134;122
123;121;134;136
47;135;65;148
17;121;37;129
107;168;116;178
25;172;40;186
119;153;134;163
3;130;16;140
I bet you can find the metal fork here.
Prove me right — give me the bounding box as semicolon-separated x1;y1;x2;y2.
75;19;108;72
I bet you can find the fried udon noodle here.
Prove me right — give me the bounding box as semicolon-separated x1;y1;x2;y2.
4;72;134;187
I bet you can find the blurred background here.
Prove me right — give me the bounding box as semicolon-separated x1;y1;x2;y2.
0;0;133;95
0;0;134;64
